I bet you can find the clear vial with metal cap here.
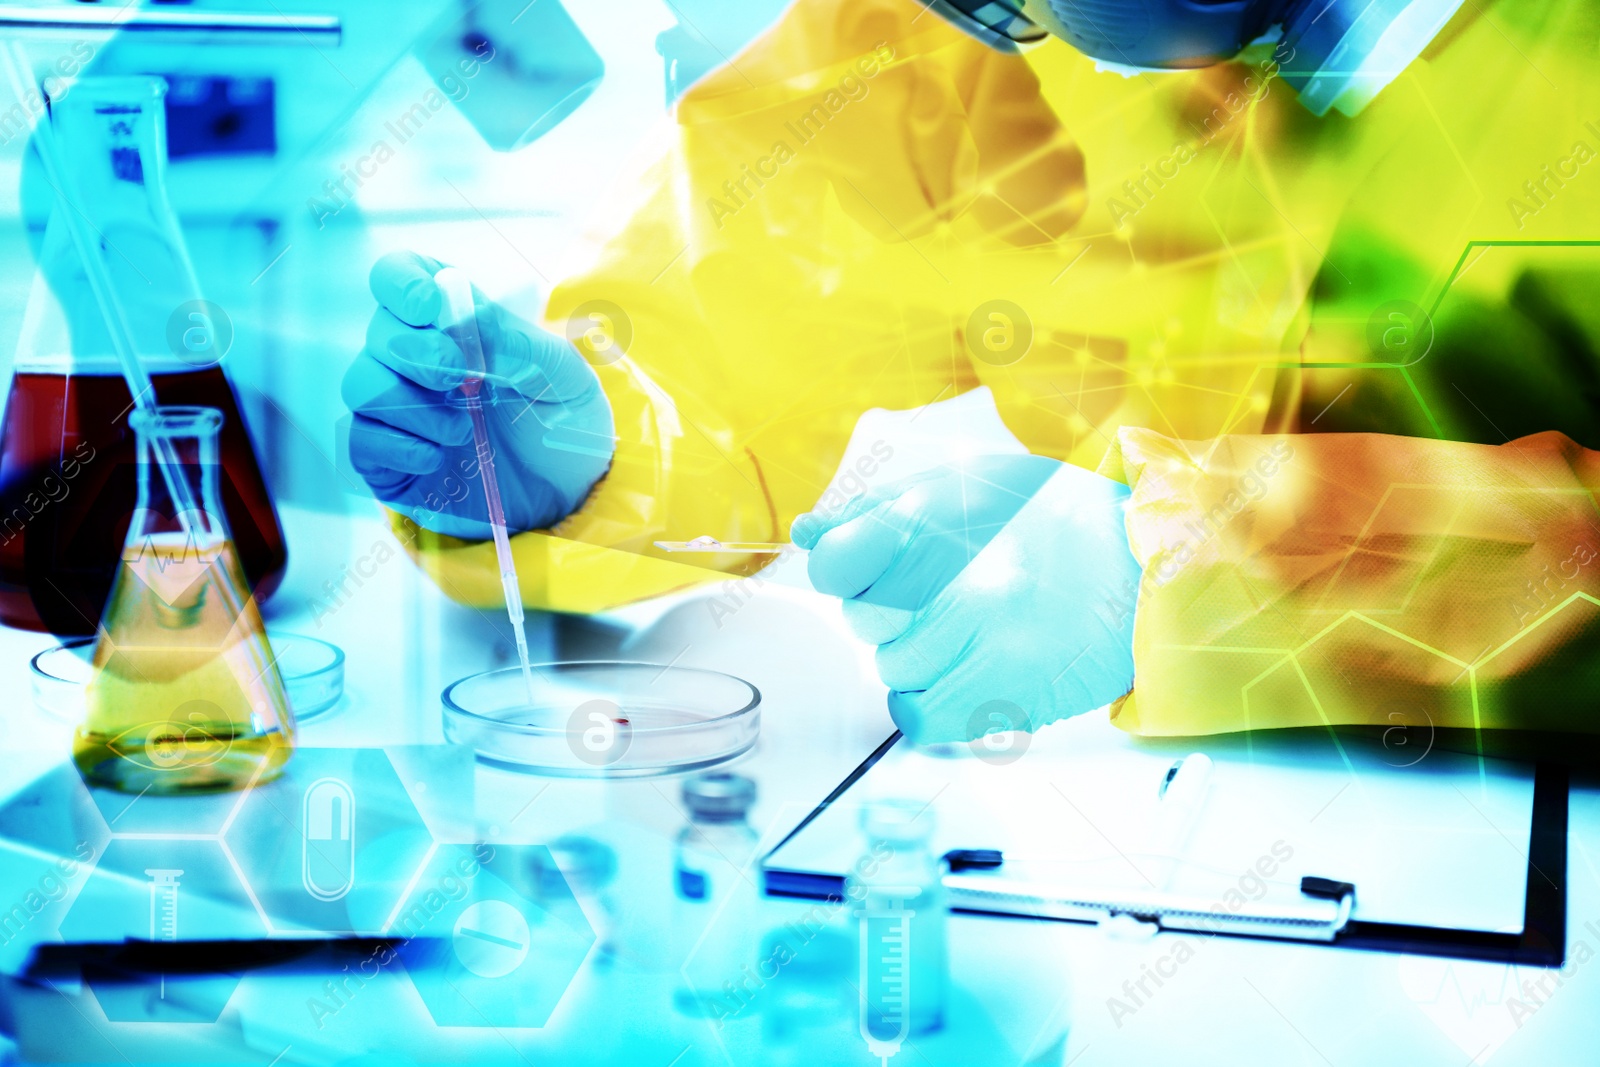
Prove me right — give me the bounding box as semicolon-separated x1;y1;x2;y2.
672;771;760;1018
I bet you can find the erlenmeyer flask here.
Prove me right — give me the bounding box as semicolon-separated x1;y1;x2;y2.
74;406;294;794
0;75;286;635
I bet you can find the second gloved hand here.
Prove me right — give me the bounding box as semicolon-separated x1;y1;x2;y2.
342;251;616;540
791;455;1142;744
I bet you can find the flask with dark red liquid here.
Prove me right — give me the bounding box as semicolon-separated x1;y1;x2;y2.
0;367;285;634
0;77;285;635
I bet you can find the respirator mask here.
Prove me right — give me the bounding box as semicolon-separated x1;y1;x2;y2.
927;0;1465;116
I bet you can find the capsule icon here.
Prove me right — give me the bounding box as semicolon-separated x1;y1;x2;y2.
302;776;356;901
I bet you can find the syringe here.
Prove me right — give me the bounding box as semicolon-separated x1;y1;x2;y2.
858;889;917;1065
434;268;537;707
145;868;183;942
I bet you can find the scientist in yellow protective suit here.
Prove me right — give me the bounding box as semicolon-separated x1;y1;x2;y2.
343;0;1600;744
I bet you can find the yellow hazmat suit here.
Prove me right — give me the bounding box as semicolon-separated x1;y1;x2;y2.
397;0;1600;736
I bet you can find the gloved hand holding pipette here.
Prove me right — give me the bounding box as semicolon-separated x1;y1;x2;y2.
342;250;616;541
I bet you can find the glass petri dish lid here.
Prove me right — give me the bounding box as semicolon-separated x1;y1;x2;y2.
442;661;760;778
31;632;345;724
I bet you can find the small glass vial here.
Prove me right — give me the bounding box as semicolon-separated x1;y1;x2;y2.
847;799;948;1039
672;772;760;1018
533;835;620;968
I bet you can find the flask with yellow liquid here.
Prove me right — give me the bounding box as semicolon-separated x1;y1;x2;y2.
74;406;294;793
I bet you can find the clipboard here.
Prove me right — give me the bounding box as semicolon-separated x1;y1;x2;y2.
763;725;1568;967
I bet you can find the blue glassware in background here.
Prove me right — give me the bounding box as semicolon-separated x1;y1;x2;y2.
415;0;605;152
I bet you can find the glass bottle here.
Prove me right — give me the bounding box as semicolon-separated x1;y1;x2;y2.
758;925;856;1063
672;771;761;1018
0;76;285;635
73;406;294;794
534;834;620;968
847;799;948;1039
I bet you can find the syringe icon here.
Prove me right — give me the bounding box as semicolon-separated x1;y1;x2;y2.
145;868;183;942
858;888;917;1065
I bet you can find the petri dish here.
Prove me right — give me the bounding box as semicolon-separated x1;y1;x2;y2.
31;632;345;724
441;661;760;778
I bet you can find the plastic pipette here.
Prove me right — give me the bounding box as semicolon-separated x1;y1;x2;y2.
433;268;538;706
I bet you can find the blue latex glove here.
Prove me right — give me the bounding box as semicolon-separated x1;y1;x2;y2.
342;251;615;540
792;455;1142;744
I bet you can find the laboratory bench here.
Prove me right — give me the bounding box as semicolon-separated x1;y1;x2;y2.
0;500;1596;1067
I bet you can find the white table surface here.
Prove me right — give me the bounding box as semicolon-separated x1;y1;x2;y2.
1;498;1596;1067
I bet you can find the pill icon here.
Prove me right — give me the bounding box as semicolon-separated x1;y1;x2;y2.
302;776;356;901
452;900;530;978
